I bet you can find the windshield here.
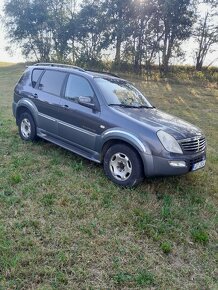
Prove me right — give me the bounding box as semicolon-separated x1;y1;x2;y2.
94;77;153;108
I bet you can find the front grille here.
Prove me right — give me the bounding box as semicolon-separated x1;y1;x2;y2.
179;136;206;154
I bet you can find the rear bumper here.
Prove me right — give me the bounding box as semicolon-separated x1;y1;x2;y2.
142;151;206;177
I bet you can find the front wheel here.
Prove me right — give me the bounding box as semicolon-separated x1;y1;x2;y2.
103;144;144;187
18;112;37;141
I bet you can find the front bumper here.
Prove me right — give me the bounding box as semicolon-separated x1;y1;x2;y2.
142;151;206;177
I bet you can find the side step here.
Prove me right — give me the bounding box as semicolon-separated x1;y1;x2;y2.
37;132;101;163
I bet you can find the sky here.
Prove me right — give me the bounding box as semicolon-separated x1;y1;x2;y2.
0;0;24;62
0;0;217;66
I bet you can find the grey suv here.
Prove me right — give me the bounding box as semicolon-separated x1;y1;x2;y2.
12;63;206;186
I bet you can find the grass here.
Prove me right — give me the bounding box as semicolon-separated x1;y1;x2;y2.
0;63;217;289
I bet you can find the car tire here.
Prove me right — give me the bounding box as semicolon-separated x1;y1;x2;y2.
18;112;37;141
103;143;144;187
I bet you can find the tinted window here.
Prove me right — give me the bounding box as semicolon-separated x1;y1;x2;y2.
65;74;94;103
18;70;30;86
32;69;44;88
39;70;66;96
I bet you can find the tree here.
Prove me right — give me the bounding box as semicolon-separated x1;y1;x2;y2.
157;0;195;73
75;0;110;67
123;0;161;72
4;0;215;71
102;0;133;66
4;0;74;62
4;0;53;61
194;1;218;70
67;0;81;63
47;0;72;62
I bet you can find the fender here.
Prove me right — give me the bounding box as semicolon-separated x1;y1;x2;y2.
101;128;151;155
15;98;39;126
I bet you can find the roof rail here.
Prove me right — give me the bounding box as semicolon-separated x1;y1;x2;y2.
86;69;120;78
34;63;85;72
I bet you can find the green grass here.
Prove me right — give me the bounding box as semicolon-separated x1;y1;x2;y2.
0;63;217;289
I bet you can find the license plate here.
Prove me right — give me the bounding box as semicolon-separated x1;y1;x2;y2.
192;160;206;171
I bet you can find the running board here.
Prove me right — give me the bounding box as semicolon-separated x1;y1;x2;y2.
37;132;101;163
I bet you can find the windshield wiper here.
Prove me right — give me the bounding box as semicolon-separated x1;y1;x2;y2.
108;104;138;108
108;104;154;109
136;105;155;109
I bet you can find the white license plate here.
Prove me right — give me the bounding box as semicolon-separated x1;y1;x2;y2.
192;160;206;171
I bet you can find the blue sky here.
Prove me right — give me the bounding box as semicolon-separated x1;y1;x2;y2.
0;0;217;66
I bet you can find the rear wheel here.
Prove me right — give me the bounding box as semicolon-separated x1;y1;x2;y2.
18;112;37;141
103;144;144;187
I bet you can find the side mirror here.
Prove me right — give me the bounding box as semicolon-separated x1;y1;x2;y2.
78;96;96;109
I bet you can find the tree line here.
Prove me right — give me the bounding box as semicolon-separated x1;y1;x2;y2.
3;0;218;73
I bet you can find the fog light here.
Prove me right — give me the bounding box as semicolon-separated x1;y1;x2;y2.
169;161;186;168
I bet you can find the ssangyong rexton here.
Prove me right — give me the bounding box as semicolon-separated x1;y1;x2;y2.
12;63;206;186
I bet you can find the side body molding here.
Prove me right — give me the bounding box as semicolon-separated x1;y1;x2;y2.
15;98;39;125
101;129;151;155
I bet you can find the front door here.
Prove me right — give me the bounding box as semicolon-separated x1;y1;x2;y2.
58;74;101;150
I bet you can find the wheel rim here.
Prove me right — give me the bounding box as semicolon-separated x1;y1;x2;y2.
21;118;31;138
109;152;132;181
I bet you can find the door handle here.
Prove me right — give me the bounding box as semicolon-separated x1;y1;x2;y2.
33;93;38;99
63;104;69;109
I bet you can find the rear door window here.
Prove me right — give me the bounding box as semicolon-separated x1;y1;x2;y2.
38;70;67;96
32;69;44;88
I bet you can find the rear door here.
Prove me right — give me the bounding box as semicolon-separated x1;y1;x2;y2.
34;69;67;135
58;74;101;150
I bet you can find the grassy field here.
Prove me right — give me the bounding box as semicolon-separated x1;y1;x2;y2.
0;63;217;289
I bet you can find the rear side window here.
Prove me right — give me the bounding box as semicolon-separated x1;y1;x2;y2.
38;70;66;96
18;69;30;86
32;69;44;88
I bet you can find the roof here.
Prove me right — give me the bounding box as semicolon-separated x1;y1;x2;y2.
31;63;120;79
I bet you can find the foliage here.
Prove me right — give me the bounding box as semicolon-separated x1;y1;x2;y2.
157;0;195;73
99;0;135;67
75;0;110;66
161;241;172;254
191;227;209;245
194;1;218;70
123;0;160;72
4;0;52;61
3;0;217;73
4;0;73;61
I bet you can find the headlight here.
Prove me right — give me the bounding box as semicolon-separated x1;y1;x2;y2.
157;130;183;154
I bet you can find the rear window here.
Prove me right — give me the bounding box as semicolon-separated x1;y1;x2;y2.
32;69;44;88
38;70;66;96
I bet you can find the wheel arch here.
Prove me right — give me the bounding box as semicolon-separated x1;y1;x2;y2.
101;130;151;157
101;138;144;168
100;130;152;176
15;99;39;126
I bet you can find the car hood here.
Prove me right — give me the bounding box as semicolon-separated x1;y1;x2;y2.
113;107;203;140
